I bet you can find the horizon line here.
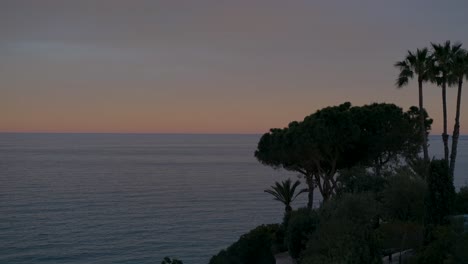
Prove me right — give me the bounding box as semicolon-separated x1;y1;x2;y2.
0;131;263;135
1;131;468;136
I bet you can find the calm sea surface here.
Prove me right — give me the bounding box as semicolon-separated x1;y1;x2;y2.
1;134;467;264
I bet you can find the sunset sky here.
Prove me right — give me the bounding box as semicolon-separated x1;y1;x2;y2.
2;0;468;134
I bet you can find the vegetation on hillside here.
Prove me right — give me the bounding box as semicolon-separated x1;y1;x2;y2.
210;40;468;264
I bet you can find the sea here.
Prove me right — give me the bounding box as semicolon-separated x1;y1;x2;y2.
1;133;467;264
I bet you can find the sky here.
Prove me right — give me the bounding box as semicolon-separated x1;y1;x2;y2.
1;0;468;134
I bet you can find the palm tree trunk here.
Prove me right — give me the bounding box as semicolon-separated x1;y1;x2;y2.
419;80;430;164
449;79;463;177
442;82;450;163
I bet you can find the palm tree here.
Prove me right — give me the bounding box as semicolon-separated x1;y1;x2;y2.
430;41;463;163
264;178;307;212
395;48;431;164
448;48;467;177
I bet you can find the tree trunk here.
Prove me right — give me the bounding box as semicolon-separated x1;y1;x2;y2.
321;175;334;202
450;78;463;177
306;175;314;210
419;80;430;165
442;82;450;163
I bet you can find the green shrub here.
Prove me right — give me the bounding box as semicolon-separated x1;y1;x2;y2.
209;224;278;264
301;193;382;264
412;217;468;264
271;221;287;253
284;208;319;259
415;226;457;264
425;159;455;226
381;174;427;223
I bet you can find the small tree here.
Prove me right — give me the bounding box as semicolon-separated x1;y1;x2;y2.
264;178;307;213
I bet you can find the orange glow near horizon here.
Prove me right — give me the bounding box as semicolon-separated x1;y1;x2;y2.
2;1;468;135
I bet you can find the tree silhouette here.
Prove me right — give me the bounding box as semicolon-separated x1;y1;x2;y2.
395;48;432;165
264;178;307;212
256;103;430;205
448;47;468;177
430;41;463;163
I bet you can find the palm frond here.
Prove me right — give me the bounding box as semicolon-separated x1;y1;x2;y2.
394;60;408;68
451;42;463;53
394;47;431;88
264;178;306;210
396;76;409;88
264;189;286;203
292;188;309;202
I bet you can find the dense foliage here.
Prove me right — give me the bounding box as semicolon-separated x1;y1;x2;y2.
284;208;319;259
301;193;382;264
208;224;279;264
255;102;430;207
337;166;387;194
412;221;468;264
425;159;456;227
381;172;427;223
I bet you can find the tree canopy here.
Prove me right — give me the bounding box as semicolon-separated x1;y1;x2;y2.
255;102;431;204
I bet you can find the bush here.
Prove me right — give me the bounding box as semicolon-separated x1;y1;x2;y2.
412;215;468;264
425;159;455;226
301;193;382;264
381;173;427;223
284;208;319;259
413;227;462;264
271;221;287;253
209;224;278;264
